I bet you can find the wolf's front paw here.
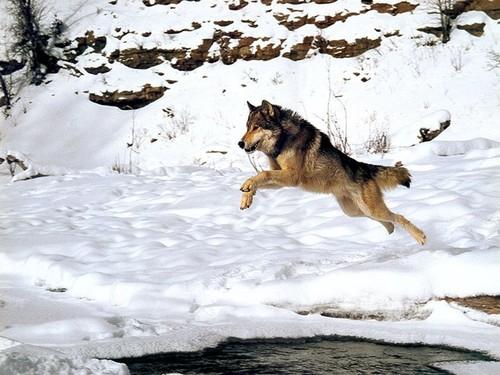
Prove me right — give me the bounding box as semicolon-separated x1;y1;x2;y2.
240;191;255;210
240;178;256;193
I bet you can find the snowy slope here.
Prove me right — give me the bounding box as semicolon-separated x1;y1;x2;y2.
1;0;500;374
0;0;499;170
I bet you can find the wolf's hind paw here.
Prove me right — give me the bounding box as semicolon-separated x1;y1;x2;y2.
414;230;427;245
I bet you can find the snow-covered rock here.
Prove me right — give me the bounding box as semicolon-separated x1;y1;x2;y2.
0;345;128;375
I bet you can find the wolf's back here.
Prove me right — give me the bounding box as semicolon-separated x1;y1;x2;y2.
374;163;412;190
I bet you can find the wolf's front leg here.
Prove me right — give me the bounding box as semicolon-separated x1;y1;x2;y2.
240;176;258;210
239;170;299;210
240;191;255;210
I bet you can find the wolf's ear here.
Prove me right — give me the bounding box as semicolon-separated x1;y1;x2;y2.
261;100;276;118
247;101;256;111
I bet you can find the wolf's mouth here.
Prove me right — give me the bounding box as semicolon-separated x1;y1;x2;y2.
245;142;259;154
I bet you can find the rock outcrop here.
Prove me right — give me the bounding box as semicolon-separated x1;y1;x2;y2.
73;0;421;75
457;22;485;36
59;0;493;110
458;0;500;20
89;84;167;110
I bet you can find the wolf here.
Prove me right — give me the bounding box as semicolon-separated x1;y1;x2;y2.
238;100;426;245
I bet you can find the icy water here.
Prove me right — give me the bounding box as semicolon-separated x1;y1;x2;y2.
121;337;494;375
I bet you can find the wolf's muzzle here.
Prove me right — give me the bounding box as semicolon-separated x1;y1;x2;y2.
238;141;245;149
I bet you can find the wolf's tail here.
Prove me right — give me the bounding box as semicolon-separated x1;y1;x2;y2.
374;161;411;190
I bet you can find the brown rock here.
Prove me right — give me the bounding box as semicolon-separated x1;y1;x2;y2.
418;120;450;143
314;12;359;28
316;36;382;58
75;31;107;55
278;14;308;31
252;40;283;61
277;0;337;4
457;22;485;36
143;0;199;6
275;2;417;32
417;26;443;38
275;11;358;31
371;1;418;15
67;31;107;62
89;84;167;110
228;0;248;11
445;296;500;314
463;0;500;20
84;65;112;74
172;31;282;69
173;38;214;71
165;21;202;35
242;19;258;28
384;30;401;37
109;47;185;69
283;36;314;60
214;20;234;27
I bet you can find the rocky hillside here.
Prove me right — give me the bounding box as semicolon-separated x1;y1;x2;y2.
65;0;499;109
0;0;499;170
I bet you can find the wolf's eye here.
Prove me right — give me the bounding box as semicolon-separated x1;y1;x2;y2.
260;122;274;130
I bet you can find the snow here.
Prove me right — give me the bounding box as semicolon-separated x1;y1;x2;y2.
0;344;129;375
392;109;451;146
435;361;500;375
1;141;500;372
457;11;490;26
0;150;74;181
1;0;500;373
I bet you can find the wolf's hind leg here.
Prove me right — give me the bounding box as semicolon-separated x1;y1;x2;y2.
337;196;394;234
379;221;395;234
355;181;426;245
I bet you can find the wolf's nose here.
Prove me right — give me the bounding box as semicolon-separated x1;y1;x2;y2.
238;141;245;149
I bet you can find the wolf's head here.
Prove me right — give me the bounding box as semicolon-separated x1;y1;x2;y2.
238;100;282;156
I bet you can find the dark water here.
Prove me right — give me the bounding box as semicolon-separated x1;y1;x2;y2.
120;336;494;375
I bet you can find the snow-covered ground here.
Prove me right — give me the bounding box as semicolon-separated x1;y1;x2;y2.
1;0;500;373
1;139;500;373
